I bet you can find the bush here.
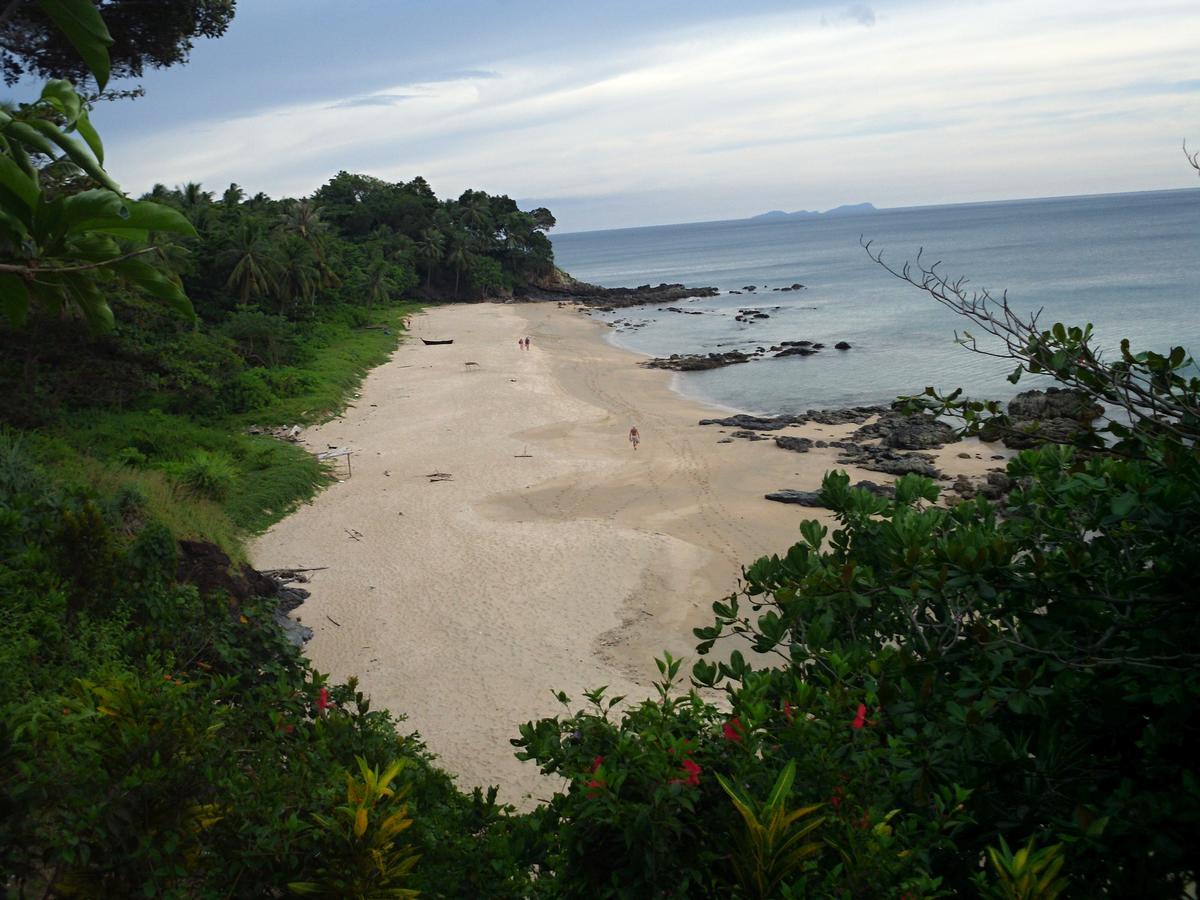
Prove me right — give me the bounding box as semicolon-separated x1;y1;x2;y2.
222;367;279;413
171;449;238;502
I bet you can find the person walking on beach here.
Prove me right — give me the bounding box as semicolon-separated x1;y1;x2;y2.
524;336;531;350
518;337;524;350
629;426;640;450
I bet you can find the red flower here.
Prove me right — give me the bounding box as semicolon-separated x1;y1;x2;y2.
723;717;745;743
680;757;702;787
317;686;330;715
851;703;867;730
782;700;794;722
830;786;844;809
591;755;605;772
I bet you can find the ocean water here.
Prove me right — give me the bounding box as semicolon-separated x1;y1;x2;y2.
550;189;1200;415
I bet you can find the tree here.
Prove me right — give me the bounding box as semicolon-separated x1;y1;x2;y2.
1;0;236;92
220;221;280;304
415;226;444;289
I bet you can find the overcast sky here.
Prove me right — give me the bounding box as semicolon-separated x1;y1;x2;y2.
23;0;1200;231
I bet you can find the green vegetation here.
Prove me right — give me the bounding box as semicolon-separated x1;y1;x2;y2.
3;3;1197;896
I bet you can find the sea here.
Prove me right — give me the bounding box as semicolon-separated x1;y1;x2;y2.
550;189;1200;416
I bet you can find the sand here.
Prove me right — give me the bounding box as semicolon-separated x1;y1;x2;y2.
250;302;1003;807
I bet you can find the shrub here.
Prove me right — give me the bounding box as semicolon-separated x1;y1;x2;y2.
172;449;238;502
222;367;278;413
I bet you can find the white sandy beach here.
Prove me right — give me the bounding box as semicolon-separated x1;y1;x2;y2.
250;302;1001;806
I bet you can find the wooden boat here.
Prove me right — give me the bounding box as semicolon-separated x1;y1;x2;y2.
421;338;454;345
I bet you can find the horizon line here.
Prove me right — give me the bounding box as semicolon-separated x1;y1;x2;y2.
551;185;1200;237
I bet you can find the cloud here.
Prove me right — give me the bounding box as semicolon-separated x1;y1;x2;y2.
329;93;418;109
103;0;1200;230
845;3;876;27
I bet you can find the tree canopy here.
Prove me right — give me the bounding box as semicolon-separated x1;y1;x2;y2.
1;0;235;89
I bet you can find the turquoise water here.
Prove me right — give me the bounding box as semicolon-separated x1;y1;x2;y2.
550;190;1200;414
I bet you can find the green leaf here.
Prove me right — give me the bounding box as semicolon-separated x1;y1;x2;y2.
109;258;194;318
62;188;127;232
37;0;114;90
0;152;40;212
120;200;198;236
0;273;30;326
24;118;120;191
2;121;59;158
72;107;104;164
40;79;83;125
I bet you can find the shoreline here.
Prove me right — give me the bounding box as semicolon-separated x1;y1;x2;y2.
250;302;1002;806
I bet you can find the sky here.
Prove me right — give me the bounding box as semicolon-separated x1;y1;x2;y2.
12;0;1200;231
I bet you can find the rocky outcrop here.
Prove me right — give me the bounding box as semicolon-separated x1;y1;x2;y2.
832;442;943;478
980;388;1104;449
517;271;718;309
765;489;824;506
766;480;897;506
774;435;813;453
643;350;753;371
698;406;887;431
852;410;959;450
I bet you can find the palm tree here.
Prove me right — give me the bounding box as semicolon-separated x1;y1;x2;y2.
275;237;321;316
415;227;445;289
220;222;282;304
221;183;245;208
279;200;339;288
364;253;392;309
445;237;469;299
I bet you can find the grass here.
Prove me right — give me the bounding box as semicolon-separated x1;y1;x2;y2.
32;302;423;548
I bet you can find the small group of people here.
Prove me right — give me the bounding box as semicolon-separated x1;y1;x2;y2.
517;336;532;350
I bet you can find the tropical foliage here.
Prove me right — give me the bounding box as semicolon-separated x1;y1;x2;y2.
3;2;1196;896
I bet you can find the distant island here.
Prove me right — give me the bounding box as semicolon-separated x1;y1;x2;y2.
750;202;877;219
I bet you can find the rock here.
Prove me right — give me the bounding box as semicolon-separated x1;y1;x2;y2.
835;442;943;478
698;406;888;432
853;480;896;498
516;276;719;309
1008;388;1103;422
765;490;825;506
957;452;972;459
743;285;757;292
791;283;804;290
814;440;829;448
643;350;753;371
717;438;734;443
731;430;771;441
853;411;959;450
835;341;852;350
775;346;819;357
774;436;813;453
977;388;1104;450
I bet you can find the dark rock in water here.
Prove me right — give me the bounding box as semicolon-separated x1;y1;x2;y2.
791;283;804;290
775;435;814;453
835;341;852;350
852;410;960;450
781;340;813;347
765;490;825;506
812;343;825;350
775;346;818;357
643;350;753;371
743;285;757;292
